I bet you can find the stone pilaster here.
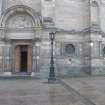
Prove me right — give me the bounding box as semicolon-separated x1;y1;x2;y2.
32;43;40;73
32;46;36;73
91;41;100;58
2;44;11;72
15;46;20;73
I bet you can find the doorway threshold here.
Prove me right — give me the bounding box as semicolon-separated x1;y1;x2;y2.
12;72;32;76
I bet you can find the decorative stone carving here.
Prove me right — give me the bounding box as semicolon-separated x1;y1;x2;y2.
6;14;34;28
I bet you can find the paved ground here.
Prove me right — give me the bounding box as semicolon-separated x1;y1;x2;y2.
0;79;95;105
62;76;105;105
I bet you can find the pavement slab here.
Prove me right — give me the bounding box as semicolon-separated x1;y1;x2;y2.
0;79;96;105
62;76;105;105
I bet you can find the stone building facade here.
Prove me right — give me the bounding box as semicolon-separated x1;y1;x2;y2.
0;0;104;78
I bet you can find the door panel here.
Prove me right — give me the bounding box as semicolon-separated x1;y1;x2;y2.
14;45;32;73
27;46;32;73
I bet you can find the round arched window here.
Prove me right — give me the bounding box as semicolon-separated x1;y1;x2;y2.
65;44;75;55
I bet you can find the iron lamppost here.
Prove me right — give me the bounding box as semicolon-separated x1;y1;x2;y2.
48;32;56;82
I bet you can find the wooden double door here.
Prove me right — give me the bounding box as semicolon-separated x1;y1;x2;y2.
15;45;32;73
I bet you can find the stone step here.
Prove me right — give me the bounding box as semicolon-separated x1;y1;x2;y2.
0;75;40;80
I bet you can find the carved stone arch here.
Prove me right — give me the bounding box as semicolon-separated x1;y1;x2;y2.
0;5;42;27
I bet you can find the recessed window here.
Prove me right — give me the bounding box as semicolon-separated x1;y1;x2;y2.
65;44;75;55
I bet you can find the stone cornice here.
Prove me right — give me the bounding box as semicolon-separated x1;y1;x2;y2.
43;27;91;34
44;27;105;37
55;28;90;34
0;26;105;37
0;27;43;32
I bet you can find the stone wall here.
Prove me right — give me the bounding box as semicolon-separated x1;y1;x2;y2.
0;0;105;77
55;0;90;30
6;0;41;13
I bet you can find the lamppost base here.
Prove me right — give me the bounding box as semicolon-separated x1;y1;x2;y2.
48;77;56;83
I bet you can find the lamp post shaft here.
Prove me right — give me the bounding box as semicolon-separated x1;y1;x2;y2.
48;32;56;82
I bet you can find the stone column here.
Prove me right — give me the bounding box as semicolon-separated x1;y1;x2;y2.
15;46;20;73
32;46;36;72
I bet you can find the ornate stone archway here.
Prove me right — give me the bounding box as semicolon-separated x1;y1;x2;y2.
0;5;42;74
0;5;41;27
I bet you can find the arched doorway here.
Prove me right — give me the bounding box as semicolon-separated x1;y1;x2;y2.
15;45;32;73
0;5;41;75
